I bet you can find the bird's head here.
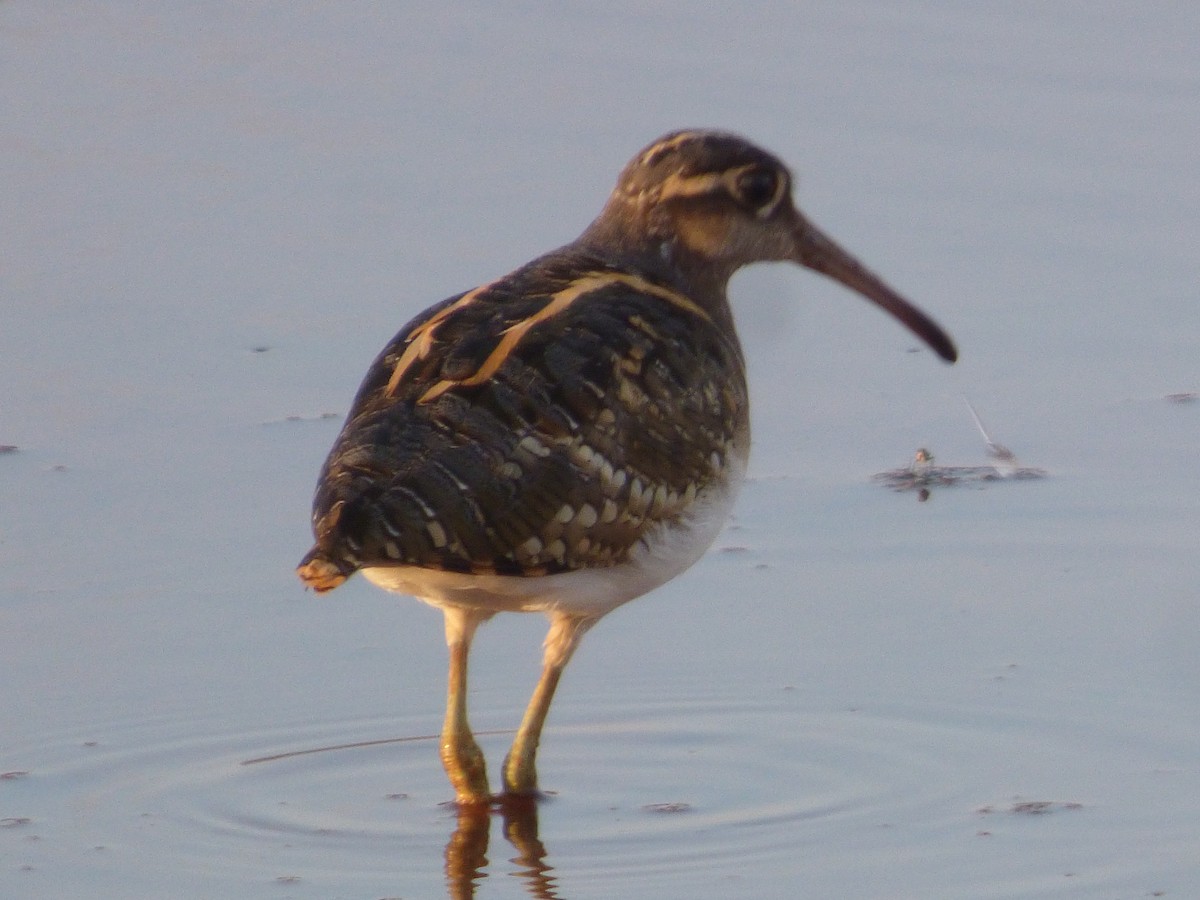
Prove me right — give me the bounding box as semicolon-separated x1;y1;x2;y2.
585;130;957;363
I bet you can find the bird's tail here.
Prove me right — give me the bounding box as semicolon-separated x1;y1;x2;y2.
296;548;353;593
297;498;359;592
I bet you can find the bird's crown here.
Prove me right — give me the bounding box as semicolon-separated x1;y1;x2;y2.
613;130;794;220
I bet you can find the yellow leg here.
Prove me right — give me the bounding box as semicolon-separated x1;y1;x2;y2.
440;607;492;805
502;613;594;796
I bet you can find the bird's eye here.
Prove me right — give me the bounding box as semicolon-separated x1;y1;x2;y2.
734;167;779;210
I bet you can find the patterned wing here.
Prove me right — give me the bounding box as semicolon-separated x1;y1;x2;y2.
297;251;748;591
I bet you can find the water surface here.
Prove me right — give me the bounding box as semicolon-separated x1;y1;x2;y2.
3;3;1198;897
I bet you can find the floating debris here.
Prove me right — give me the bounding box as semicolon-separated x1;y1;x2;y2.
1165;392;1197;404
977;800;1082;816
874;448;1046;494
0;445;17;454
964;398;1017;466
876;400;1046;495
642;802;692;814
263;412;342;425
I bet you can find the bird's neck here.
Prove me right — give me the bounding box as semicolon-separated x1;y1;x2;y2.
576;208;738;324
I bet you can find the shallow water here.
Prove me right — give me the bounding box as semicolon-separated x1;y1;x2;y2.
3;3;1198;898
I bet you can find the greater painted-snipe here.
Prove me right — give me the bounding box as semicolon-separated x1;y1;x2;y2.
298;130;957;805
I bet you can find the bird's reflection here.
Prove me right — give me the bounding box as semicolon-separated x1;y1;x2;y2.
444;804;490;900
443;796;562;899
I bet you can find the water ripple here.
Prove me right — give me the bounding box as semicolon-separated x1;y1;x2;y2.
3;694;1187;897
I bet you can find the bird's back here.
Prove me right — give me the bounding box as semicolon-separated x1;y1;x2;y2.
297;244;750;593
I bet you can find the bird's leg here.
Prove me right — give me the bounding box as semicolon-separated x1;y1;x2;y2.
502;612;595;797
441;606;492;805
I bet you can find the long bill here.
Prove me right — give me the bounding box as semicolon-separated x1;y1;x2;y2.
791;215;958;364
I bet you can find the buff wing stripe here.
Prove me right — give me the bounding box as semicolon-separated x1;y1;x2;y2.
379;272;713;404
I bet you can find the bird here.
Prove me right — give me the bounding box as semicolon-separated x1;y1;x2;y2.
297;130;957;806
